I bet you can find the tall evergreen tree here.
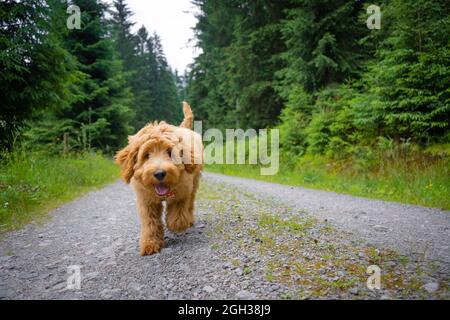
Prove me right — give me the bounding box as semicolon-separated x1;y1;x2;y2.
111;0;135;72
0;0;74;149
187;0;294;129
130;26;159;129
174;70;187;102
110;2;181;130
152;33;180;122
62;0;133;151
187;0;246;130
279;0;368;94
361;0;450;143
230;0;293;129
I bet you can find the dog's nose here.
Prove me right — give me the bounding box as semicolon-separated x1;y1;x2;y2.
153;170;166;181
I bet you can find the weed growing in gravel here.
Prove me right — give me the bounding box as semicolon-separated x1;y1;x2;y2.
258;213;315;233
196;180;449;299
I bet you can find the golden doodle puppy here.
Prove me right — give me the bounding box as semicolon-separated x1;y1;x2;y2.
116;102;203;256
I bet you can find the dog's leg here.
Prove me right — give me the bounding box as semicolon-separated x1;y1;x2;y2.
166;173;200;232
186;173;201;226
166;200;194;233
138;200;164;256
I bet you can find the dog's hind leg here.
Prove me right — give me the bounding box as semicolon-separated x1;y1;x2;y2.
187;173;201;225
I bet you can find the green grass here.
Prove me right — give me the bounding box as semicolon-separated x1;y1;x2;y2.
0;151;120;233
206;154;450;210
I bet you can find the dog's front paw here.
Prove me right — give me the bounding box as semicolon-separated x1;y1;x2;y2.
140;240;163;256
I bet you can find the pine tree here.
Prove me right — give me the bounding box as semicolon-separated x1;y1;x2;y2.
279;0;368;94
130;26;158;129
188;0;294;129
112;0;136;72
0;0;75;149
63;0;133;151
110;1;181;130
187;0;248;129
152;33;180;122
174;70;187;102
363;0;450;143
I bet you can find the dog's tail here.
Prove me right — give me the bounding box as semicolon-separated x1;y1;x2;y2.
179;101;193;129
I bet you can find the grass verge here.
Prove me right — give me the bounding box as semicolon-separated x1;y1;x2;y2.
205;154;450;210
0;151;119;233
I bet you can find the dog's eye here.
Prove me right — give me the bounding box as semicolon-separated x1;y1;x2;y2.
167;148;172;157
146;153;151;159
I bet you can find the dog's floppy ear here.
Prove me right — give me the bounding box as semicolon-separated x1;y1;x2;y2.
115;143;139;183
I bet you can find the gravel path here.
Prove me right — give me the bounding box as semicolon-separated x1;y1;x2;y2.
205;173;450;265
0;174;448;300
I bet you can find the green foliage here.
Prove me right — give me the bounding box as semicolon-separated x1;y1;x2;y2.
1;1;448;213
360;0;450;143
206;149;450;209
112;0;135;72
61;0;133;151
191;0;449;208
0;149;119;232
21;116;79;154
111;2;182;130
188;0;449;151
1;0;181;154
187;0;291;129
278;0;368;93
0;0;76;149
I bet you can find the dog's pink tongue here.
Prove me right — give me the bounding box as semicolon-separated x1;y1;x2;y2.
155;183;169;196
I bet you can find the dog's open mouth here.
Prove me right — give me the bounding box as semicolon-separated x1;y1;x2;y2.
154;183;170;197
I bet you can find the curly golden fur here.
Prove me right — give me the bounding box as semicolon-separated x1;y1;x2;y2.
115;102;203;256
